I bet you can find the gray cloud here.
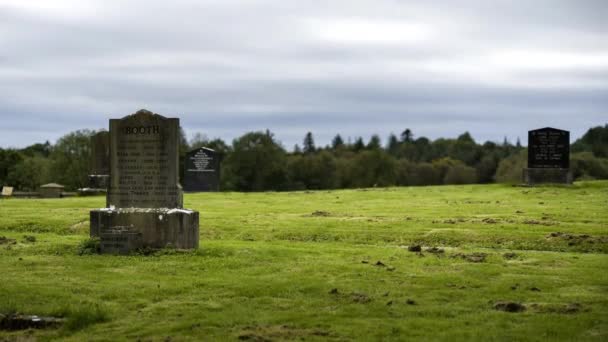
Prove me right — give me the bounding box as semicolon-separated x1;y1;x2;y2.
0;0;607;149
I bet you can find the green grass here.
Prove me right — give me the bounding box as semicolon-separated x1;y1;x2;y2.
1;181;607;341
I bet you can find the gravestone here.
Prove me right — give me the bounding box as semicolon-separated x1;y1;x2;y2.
1;186;13;197
183;147;221;192
90;109;199;254
39;183;65;198
88;131;110;190
523;127;572;185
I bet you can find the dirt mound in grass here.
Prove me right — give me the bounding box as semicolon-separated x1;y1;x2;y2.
238;325;331;341
451;252;487;263
0;236;16;245
493;301;526;312
309;211;331;217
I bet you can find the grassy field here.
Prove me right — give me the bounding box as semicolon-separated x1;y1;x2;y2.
1;181;607;341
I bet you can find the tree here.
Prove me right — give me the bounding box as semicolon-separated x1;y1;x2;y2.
401;129;413;143
495;151;526;183
353;137;365;152
189;132;209;149
331;134;344;149
48;129;95;190
0;148;22;187
223;131;288;191
288;151;337;189
367;135;381;150
6;156;50;191
572;124;608;158
303;132;316;154
387;134;399;156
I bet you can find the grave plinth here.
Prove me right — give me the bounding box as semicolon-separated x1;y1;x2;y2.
90;109;199;254
523;127;572;185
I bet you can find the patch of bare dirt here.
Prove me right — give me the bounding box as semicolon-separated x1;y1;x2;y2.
351;292;371;304
309;211;331;217
493;301;526;312
238;325;331;341
528;303;583;314
503;252;518;260
451;252;487;263
546;232;607;245
426;247;444;254
0;237;16;245
407;245;422;252
523;219;558;226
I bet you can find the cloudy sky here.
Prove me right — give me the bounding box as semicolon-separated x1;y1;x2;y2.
1;0;606;149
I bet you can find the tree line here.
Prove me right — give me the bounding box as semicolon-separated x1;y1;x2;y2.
1;125;607;191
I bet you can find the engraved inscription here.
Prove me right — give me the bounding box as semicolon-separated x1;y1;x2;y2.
528;128;569;169
107;110;181;208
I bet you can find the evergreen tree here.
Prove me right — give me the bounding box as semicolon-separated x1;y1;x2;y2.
367;135;381;150
401;129;414;143
332;134;344;149
303;132;316;154
387;134;399;156
353;137;365;152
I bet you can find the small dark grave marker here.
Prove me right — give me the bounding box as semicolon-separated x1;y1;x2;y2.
87;131;110;191
523;127;572;185
183;147;221;192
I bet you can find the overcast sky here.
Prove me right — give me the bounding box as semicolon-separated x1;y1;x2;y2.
1;0;606;149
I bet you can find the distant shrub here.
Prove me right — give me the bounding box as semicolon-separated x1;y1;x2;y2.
495;150;526;183
444;164;477;184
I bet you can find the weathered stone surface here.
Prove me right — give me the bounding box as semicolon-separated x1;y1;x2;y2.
39;183;65;198
107;109;182;208
523;168;572;185
91;208;199;252
1;186;13;197
90;109;199;253
183;147;221;192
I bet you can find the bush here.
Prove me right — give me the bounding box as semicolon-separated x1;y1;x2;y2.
78;238;100;255
495;150;526;183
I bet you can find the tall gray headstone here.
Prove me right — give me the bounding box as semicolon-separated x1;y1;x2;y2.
523;127;572;185
90;109;199;254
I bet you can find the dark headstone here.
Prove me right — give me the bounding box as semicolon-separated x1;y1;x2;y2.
183;147;221;192
87;131;110;190
523;127;572;185
527;127;569;169
90;109;199;254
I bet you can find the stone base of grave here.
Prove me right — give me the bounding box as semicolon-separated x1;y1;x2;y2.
522;168;572;185
78;188;107;196
88;175;109;189
90;208;199;254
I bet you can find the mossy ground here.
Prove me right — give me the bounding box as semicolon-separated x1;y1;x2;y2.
1;182;607;341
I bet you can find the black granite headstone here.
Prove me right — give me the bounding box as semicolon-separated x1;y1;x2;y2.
528;127;569;169
523;127;572;184
183;147;221;192
87;131;110;190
